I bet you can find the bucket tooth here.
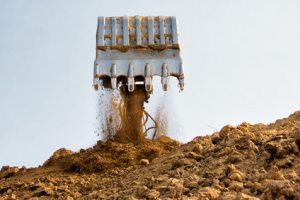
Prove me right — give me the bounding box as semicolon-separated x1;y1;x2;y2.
111;78;117;89
179;63;184;91
94;64;100;77
93;77;100;90
111;64;117;89
145;63;152;92
179;78;184;91
128;63;134;92
161;63;169;91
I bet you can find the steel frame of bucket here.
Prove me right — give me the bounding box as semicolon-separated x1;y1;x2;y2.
93;16;184;93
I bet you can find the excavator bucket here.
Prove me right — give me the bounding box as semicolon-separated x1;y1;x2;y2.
93;16;184;92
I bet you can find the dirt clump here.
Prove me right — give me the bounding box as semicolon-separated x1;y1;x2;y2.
43;148;74;167
1;111;300;199
0;166;23;179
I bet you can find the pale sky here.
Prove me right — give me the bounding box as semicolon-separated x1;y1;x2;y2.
1;0;300;167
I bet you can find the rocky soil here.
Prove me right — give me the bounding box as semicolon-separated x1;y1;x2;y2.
1;111;300;200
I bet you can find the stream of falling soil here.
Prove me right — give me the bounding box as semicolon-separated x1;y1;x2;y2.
95;85;179;142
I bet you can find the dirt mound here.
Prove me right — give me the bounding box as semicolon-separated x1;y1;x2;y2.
43;135;180;173
1;111;300;199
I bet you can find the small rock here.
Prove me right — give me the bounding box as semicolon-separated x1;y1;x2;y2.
126;197;139;200
228;181;244;191
226;154;242;164
168;178;184;197
211;135;221;144
34;186;55;197
219;125;235;138
10;194;16;200
66;196;74;200
146;189;160;200
275;157;294;169
238;193;260;200
192;143;203;153
228;171;244;182
68;176;75;184
284;170;298;180
136;186;149;197
266;167;285;180
245;149;256;159
73;192;82;198
172;158;193;168
198;187;220;199
186;152;201;160
140;159;150;165
43;148;73;166
20;166;27;173
185;180;198;189
0;166;19;179
133;181;141;185
218;191;238;200
154;185;168;192
260;179;297;199
248;140;259;153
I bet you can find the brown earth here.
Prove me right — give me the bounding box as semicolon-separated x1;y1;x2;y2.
1;111;300;200
113;85;148;143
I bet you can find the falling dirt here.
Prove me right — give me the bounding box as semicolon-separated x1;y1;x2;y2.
95;87;122;141
1;111;300;199
113;85;148;143
96;85;150;143
153;96;169;140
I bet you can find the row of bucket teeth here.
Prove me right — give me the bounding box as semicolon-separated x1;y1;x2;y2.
94;63;184;92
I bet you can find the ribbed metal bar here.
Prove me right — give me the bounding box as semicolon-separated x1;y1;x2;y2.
136;16;141;45
97;17;105;46
122;16;129;46
148;16;154;45
94;64;100;77
159;16;165;45
111;17;117;46
171;17;178;45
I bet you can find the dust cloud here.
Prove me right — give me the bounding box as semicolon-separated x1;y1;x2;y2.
95;86;122;141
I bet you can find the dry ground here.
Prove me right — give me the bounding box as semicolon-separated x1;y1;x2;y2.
1;111;300;200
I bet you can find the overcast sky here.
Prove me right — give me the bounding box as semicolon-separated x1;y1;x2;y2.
1;0;300;167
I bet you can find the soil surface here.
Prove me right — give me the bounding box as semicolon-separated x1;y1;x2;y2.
1;111;300;200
